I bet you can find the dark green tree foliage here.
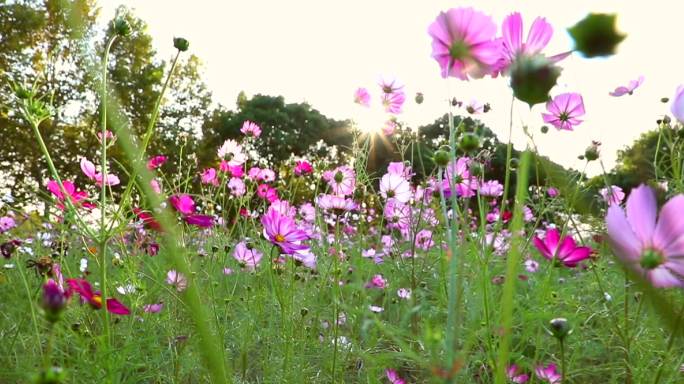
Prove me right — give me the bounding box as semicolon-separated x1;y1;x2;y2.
0;0;98;203
200;94;351;166
0;2;212;205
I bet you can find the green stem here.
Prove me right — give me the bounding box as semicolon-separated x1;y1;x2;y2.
99;34;117;384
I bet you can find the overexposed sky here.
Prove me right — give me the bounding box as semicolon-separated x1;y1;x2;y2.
101;0;684;175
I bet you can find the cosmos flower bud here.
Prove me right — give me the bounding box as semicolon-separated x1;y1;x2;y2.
41;280;67;323
584;141;601;161
112;17;131;37
415;92;424;104
510;55;561;107
458;133;480;152
568;13;625;58
548;317;572;341
509;158;519;171
173;37;190;52
12;83;31;100
541;125;549;134
433;150;450;167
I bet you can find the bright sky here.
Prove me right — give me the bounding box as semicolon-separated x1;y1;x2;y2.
101;0;684;175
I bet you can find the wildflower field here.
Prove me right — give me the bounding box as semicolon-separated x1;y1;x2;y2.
2;1;684;383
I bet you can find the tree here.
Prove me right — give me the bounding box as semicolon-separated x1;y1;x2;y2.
200;94;351;167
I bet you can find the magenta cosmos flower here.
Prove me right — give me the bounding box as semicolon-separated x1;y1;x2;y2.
535;363;561;383
294;160;313;176
147;155;167;170
606;185;684;288
428;7;500;79
47;180;93;210
507;364;530;383
496;12;571;75
261;209;309;255
609;75;644;97
533;228;592;267
201;168;219;186
66;278;131;315
169;194;195;215
385;369;406;384
541;93;585;131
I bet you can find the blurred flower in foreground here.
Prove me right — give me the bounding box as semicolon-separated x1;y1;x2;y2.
606;184;684;287
428;7;500;79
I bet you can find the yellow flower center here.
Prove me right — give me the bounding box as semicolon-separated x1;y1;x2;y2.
275;234;286;243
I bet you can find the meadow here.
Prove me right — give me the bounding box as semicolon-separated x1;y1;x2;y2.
2;3;684;383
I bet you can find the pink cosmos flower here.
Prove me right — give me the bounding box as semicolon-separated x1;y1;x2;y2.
217;139;247;166
381;91;406;114
445;157;477;198
150;179;162;194
147;155;167;170
671;85;684;123
541;93;586;131
415;229;435;250
385;369;406;384
525;259;540;273
240;120;262;137
606;184;684;287
323;166;356;196
233;241;263;270
599;185;625;206
354;87;371;107
428;7;500;79
397;288;411;300
547;187;559;198
366;274;387;289
387;162;412;178
535;363;561;383
382;120;398;136
267;200;297;218
228;177;246;196
66;278;131;315
379;78;404;94
97;130;115;143
496;12;571;75
201;168;219;186
380;173;411;203
47;180;93;210
166;270;188;292
293;248;317;269
0;216;16;233
143;303;164;313
80;157;120;186
294;160;314;176
261;209;309;255
609;75;644;96
479;180;504;197
169;194;195;215
533;228;592;268
257;184;279;202
465;99;484;114
316;195;358;213
507;364;530;383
